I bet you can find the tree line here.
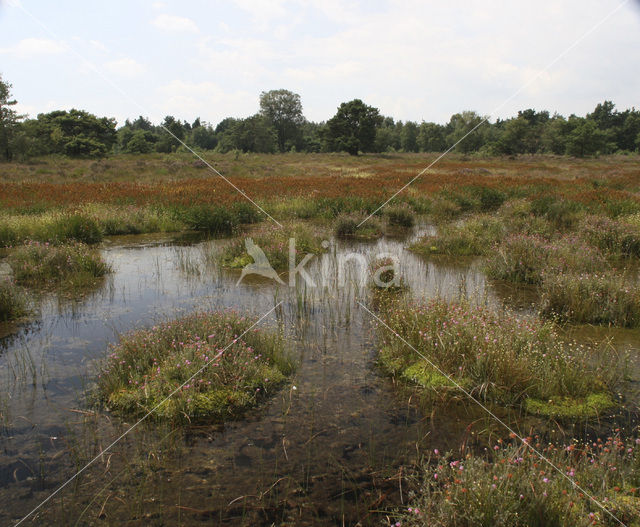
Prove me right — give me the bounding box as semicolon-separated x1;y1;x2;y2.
1;75;639;161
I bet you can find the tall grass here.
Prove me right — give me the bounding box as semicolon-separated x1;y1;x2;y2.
411;215;506;256
377;297;619;415
486;234;608;284
0;278;28;321
386;205;416;227
97;310;294;422
221;222;326;270
396;437;640;527
579;215;640;258
9;241;111;288
541;271;640;327
333;214;383;239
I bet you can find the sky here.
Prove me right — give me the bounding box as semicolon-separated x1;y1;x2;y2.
1;0;639;127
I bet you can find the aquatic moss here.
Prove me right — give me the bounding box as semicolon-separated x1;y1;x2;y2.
524;392;617;419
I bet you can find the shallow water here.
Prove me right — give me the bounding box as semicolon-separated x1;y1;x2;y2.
0;227;638;526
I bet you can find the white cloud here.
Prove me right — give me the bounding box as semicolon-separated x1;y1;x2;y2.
0;38;65;58
104;57;146;77
151;14;199;33
157;80;256;123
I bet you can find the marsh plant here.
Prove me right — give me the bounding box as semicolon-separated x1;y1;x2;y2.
0;278;28;321
333;214;383;239
395;436;640;527
485;234;609;285
8;240;111;288
97;310;294;422
376;297;620;417
541;271;640;327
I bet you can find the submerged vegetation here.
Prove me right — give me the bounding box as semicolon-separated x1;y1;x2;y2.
97;310;293;422
376;297;621;418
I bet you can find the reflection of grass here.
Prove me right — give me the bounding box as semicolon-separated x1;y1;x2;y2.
0;278;28;321
396;437;640;527
98;310;294;422
376;297;621;417
9;241;111;289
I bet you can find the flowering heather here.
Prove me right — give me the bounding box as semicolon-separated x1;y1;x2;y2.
395;435;640;526
97;310;293;422
485;234;609;284
541;271;640;327
377;298;619;414
8;240;111;288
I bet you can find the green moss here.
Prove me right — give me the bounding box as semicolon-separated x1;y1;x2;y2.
524;392;616;418
401;362;459;389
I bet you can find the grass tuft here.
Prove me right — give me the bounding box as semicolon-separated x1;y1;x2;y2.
97;310;294;422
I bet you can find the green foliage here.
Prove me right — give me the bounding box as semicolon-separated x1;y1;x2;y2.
540;271;640;327
334;214;383;238
9;241;111;288
97;310;294;422
0;74;22;161
259;89;305;152
398;439;640;527
386;205;415;227
411;215;506;256
182;205;238;235
486;234;608;284
325;99;383;155
0;278;28;322
377;297;619;407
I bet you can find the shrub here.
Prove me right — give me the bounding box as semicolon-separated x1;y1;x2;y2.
0;278;28;321
377;298;618;410
541;271;640;327
97;310;294;422
230;202;261;224
479;186;507;211
386;205;415;227
8;241;111;288
397;437;640;527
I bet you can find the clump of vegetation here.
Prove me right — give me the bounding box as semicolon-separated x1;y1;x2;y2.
98;310;294;422
334;214;383;239
221;222;326;270
376;297;619;415
541;271;640;327
411;215;506;256
386;205;416;228
182;205;239;235
0;278;28;321
486;234;608;284
395;437;640;527
579;215;640;258
0;211;103;246
8;241;111;288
